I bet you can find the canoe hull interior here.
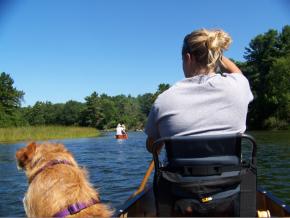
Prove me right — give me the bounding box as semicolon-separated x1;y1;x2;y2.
117;186;290;217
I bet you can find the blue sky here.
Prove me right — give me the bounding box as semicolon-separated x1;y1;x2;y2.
0;0;289;106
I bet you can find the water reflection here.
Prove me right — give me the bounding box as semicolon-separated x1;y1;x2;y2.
250;131;290;206
0;131;289;216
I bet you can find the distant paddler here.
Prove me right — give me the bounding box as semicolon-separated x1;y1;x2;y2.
121;124;126;134
115;123;128;139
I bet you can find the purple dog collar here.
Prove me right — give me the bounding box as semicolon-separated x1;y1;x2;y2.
29;159;73;183
53;198;99;217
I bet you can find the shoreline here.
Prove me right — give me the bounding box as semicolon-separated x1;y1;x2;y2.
0;126;100;144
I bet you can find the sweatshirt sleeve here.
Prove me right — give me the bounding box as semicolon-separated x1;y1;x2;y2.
225;73;254;103
144;103;160;140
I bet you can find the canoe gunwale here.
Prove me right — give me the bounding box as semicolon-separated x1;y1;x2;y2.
115;187;150;217
257;187;290;216
117;186;290;217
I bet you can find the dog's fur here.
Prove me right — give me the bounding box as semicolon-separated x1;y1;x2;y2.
16;142;113;217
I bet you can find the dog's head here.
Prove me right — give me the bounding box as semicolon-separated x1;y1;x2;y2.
16;142;76;172
16;142;37;170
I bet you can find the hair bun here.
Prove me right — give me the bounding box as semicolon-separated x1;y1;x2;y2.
206;30;232;51
182;28;232;71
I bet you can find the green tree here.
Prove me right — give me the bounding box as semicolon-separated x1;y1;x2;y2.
23;101;64;125
152;83;170;102
25;102;47;125
135;84;170;129
244;25;290;129
112;94;132;128
264;54;290;129
0;72;25;127
81;92;103;128
138;93;154;116
60;100;85;126
0;72;24;112
97;94;118;129
120;95;141;129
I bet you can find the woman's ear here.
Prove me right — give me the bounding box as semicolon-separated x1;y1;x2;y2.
184;53;192;63
183;53;195;77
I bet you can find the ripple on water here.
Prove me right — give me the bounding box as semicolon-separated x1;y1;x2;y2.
1;131;289;216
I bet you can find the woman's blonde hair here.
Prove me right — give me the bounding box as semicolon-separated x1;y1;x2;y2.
182;28;232;71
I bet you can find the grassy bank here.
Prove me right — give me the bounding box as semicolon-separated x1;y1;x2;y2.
0;126;100;143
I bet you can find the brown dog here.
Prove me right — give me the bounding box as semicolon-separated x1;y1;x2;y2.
16;142;113;217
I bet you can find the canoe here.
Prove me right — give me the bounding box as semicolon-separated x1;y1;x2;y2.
115;134;128;139
116;186;290;217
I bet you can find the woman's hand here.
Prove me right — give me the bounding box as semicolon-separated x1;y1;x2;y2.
146;137;163;154
220;56;242;73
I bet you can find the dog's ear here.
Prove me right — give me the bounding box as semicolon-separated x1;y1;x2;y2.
16;142;37;169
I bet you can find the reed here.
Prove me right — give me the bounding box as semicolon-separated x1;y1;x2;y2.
0;126;100;143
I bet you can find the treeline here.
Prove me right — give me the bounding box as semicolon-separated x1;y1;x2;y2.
0;72;170;130
0;25;289;130
239;25;290;129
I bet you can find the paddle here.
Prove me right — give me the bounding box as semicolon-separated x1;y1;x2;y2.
129;160;154;198
129;139;163;199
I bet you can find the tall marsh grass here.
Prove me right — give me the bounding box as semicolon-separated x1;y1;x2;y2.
0;126;100;143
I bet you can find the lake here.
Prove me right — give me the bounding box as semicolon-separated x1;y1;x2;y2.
0;131;289;216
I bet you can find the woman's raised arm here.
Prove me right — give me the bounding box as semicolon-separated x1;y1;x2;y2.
220;56;242;73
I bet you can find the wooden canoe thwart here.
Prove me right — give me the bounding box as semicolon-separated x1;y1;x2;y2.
116;186;290;217
115;134;128;139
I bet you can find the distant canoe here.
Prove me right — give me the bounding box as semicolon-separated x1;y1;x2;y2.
116;134;128;139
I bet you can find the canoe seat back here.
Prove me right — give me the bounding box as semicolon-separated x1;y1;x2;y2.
152;133;257;217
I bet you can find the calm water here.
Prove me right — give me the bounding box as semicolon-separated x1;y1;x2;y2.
0;131;289;216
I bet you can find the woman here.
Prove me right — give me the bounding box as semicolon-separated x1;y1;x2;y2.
116;123;123;136
145;28;253;152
